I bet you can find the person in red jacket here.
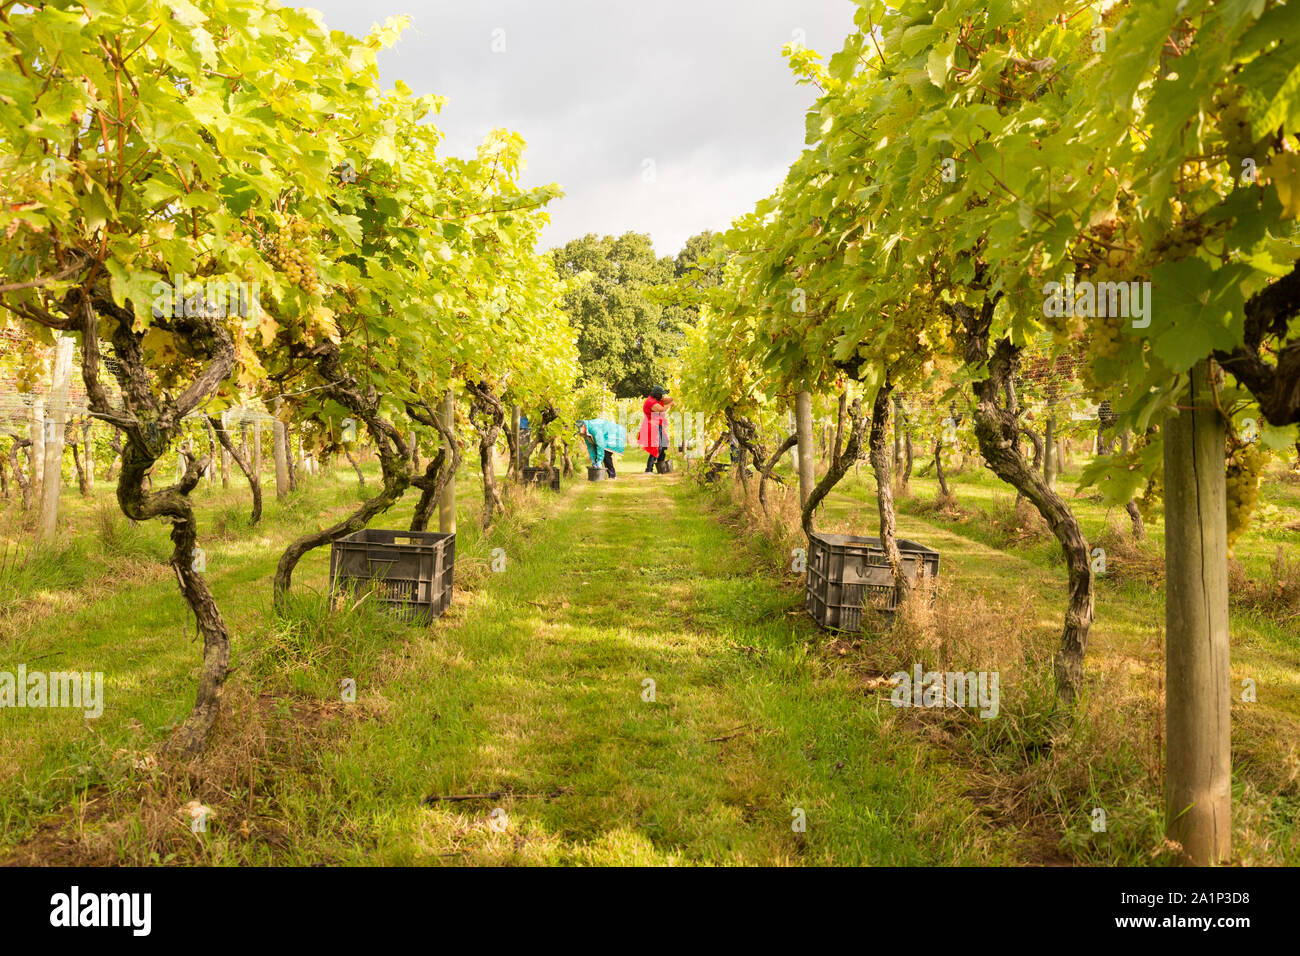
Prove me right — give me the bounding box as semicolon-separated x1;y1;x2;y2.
639;386;673;473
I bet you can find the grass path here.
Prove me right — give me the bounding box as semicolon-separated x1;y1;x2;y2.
259;469;1023;865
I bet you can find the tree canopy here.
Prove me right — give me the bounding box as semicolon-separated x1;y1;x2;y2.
551;231;713;398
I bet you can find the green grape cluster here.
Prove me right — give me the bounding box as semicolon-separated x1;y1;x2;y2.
1218;93;1255;163
1138;472;1162;522
14;335;46;392
1226;438;1266;552
264;227;319;294
1081;308;1125;398
1091;309;1125;361
1044;306;1076;349
1152;218;1208;260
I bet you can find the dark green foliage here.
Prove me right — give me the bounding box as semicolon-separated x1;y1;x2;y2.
552;231;714;398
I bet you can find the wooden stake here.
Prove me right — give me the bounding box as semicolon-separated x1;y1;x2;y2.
438;390;456;534
39;336;74;539
273;417;290;502
795;390;815;506
1163;359;1231;865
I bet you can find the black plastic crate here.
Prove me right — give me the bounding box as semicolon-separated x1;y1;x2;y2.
521;465;560;490
587;465;606;482
804;531;939;631
329;528;455;623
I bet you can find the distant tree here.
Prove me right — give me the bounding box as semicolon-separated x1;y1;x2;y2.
674;230;721;282
671;230;722;327
552;232;707;398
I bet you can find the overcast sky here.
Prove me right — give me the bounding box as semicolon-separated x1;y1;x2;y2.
303;1;858;257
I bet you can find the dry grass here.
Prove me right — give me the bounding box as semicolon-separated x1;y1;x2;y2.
1230;547;1300;626
695;457;1300;864
843;574;1296;865
877;582;1040;675
1092;519;1165;587
2;686;388;866
701;471;804;574
849;582;1173;862
913;490;973;521
982;494;1053;548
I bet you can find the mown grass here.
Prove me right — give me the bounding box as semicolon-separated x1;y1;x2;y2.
241;470;1021;865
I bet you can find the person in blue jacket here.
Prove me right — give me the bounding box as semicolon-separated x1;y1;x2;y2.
577;419;627;479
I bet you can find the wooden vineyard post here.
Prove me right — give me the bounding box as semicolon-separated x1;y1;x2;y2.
795;390;815;506
273;413;290;502
251;419;262;486
1044;415;1057;491
83;419;94;492
219;411;230;488
1163;359;1231;865
39;335;74;540
788;409;799;473
438;390;456;534
29;396;45;508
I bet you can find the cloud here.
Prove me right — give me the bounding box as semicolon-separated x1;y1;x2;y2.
305;0;858;255
547;148;793;256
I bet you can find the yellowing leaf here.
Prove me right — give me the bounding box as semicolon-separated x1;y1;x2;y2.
259;312;280;347
1262;153;1300;219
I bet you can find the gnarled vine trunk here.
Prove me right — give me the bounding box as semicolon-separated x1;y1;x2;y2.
467;380;506;529
407;398;462;533
207;414;262;525
758;434;796;516
1020;424;1044;470
77;294;236;753
831;393;847;465
935;435;951;498
70;423;91;496
902;429;914;491
701;431;728;465
504;410;520;482
273;344;413;607
867;382;909;596
950;296;1094;702
725;407;770;502
7;434;31;506
516;405;558;471
344;448;366;488
800;397;868;535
